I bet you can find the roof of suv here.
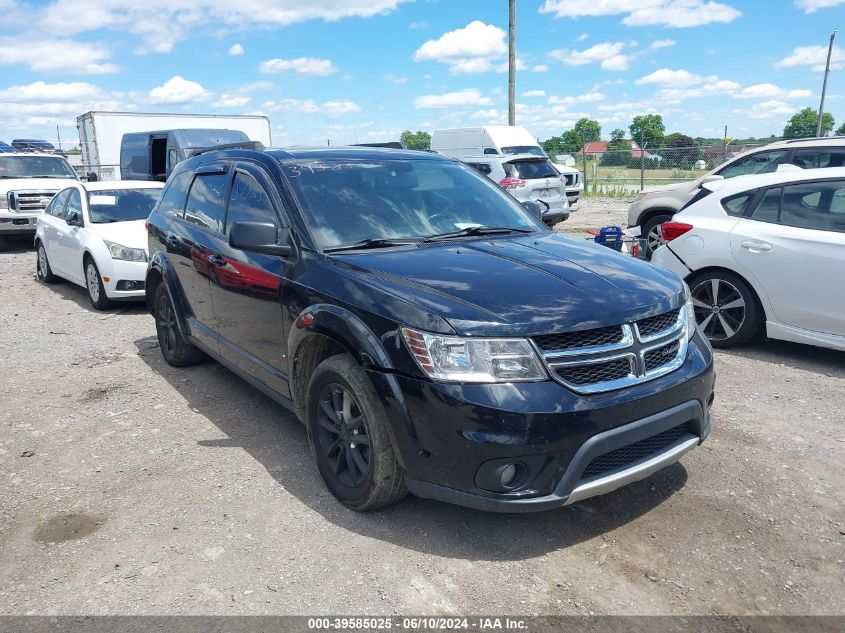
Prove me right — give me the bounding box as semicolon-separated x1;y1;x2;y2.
762;136;845;149
266;146;447;162
703;165;845;198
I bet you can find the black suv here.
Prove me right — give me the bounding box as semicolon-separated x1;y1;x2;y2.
145;146;715;512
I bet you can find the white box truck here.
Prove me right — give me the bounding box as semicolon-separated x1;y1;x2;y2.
76;111;272;181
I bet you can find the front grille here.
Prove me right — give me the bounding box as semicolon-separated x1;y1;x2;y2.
564;174;574;186
579;425;689;480
644;340;681;372
636;308;680;338
533;325;623;352
8;190;57;213
555;358;631;385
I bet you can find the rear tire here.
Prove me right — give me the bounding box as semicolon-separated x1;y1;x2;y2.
36;242;59;283
85;257;114;310
306;354;408;511
642;213;672;258
688;270;762;348
153;283;204;366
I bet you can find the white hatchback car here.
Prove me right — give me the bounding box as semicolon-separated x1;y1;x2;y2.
651;167;845;350
35;181;163;309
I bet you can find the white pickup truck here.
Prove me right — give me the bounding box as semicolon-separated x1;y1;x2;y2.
0;153;80;247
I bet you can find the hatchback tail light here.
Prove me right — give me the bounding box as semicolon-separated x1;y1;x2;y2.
499;177;526;190
661;221;694;242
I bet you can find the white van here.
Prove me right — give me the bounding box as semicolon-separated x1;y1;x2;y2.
431;126;546;159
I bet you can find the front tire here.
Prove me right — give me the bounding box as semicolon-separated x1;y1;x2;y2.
153;283;204;366
85;257;114;310
306;354;408;511
36;242;59;283
642;214;672;258
688;270;761;348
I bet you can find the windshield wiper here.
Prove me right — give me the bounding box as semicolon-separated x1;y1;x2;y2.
324;237;417;253
423;226;534;242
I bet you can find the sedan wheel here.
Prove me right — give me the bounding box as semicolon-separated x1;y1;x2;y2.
689;271;761;348
36;243;58;283
85;259;113;310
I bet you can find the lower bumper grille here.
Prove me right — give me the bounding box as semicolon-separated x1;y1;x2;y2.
579;424;689;481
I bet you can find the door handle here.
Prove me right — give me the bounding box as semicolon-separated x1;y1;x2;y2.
165;235;180;247
208;254;227;267
740;241;772;252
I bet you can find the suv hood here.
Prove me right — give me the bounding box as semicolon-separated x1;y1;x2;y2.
641;179;701;196
333;232;684;336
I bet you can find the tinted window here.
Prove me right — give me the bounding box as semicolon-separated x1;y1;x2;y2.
184;173;228;232
717;150;787;179
284;159;539;249
156;171;193;218
500;146;546;157
0;155;77;178
66;189;83;222
750;187;781;223
87;189;162;223
791;148;845;169
780;181;845;232
47;189;71;217
505;159;558;180
722;191;756;217
120;134;149;178
225;172;276;231
467;162;492;176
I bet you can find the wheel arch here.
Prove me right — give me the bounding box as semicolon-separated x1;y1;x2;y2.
639;206;677;227
145;251;192;336
685;265;769;323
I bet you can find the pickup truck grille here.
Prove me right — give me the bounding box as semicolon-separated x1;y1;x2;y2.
7;190;58;213
562;173;580;187
532;307;687;394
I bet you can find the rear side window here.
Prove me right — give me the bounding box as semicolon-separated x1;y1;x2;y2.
780;181;845;232
750;187;782;223
66;189;83;221
721;191;756;217
791;149;845;169
225;172;277;232
184;173;229;233
467;162;492;176
155;171;193;219
717;150;786;179
505;159;558;180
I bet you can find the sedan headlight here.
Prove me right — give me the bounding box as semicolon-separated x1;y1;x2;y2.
104;240;148;262
402;328;547;383
682;284;697;340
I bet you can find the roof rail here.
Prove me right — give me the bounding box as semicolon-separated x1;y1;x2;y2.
192;141;266;156
782;136;845;144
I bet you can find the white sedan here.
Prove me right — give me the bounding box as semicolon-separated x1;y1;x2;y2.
652;166;845;351
35;181;163;309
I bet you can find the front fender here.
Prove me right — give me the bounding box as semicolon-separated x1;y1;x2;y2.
145;251;192;336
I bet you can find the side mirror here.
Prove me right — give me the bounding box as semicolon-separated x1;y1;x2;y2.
701;174;724;184
86;171;98;182
522;200;544;219
229;220;293;258
66;210;83;227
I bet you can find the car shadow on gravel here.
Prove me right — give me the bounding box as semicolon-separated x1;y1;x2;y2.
36;275;148;316
135;335;690;561
719;339;845;379
0;235;36;253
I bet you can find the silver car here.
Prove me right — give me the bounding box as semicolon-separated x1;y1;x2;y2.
463;154;570;226
628;136;845;256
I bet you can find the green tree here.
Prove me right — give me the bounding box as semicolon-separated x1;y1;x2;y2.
573;118;601;144
783;107;834;139
629;114;665;150
835;122;845;136
610;128;625;142
561;129;584;153
664;134;699;166
400;130;431;150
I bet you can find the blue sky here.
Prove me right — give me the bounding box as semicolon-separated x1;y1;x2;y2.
0;0;842;149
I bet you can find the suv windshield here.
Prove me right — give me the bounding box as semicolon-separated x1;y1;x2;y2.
505;158;559;180
283;159;540;249
500;145;546;157
87;189;161;223
0;155;77;179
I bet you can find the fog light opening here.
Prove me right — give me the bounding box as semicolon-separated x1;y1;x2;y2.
500;464;517;487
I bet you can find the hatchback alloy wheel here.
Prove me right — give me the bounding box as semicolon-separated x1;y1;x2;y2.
691;278;746;342
315;383;371;488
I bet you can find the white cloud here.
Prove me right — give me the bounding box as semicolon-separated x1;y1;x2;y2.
576;33;589;41
548;91;605;105
539;0;741;28
532;64;550;72
148;75;210;104
384;73;408;84
775;45;845;72
635;68;708;87
734;83;813;100
414;21;507;74
213;94;251;108
263;98;360;116
649;39;676;50
0;38;118;74
414;89;493;109
795;0;845;12
550;42;626;66
602;54;633;71
523;90;546;98
259;57;337;75
0;81;103;102
741;100;797;120
228;43;244;56
322;100;361;115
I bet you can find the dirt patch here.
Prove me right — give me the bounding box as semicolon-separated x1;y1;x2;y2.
33;513;106;543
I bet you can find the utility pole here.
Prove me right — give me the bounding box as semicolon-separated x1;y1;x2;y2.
723;125;729;163
508;0;516;126
640;130;646;192
817;31;836;137
56;126;62;152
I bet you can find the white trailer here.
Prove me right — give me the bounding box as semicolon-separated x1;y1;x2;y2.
76;111;272;180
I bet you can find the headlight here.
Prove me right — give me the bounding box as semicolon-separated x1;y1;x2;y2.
402;328;548;383
682;284;697;340
104;240;148;262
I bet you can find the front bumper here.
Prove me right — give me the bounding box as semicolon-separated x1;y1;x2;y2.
0;214;38;234
101;258;148;300
373;330;714;512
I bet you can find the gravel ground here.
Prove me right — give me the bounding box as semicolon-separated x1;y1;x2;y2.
1;209;843;616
